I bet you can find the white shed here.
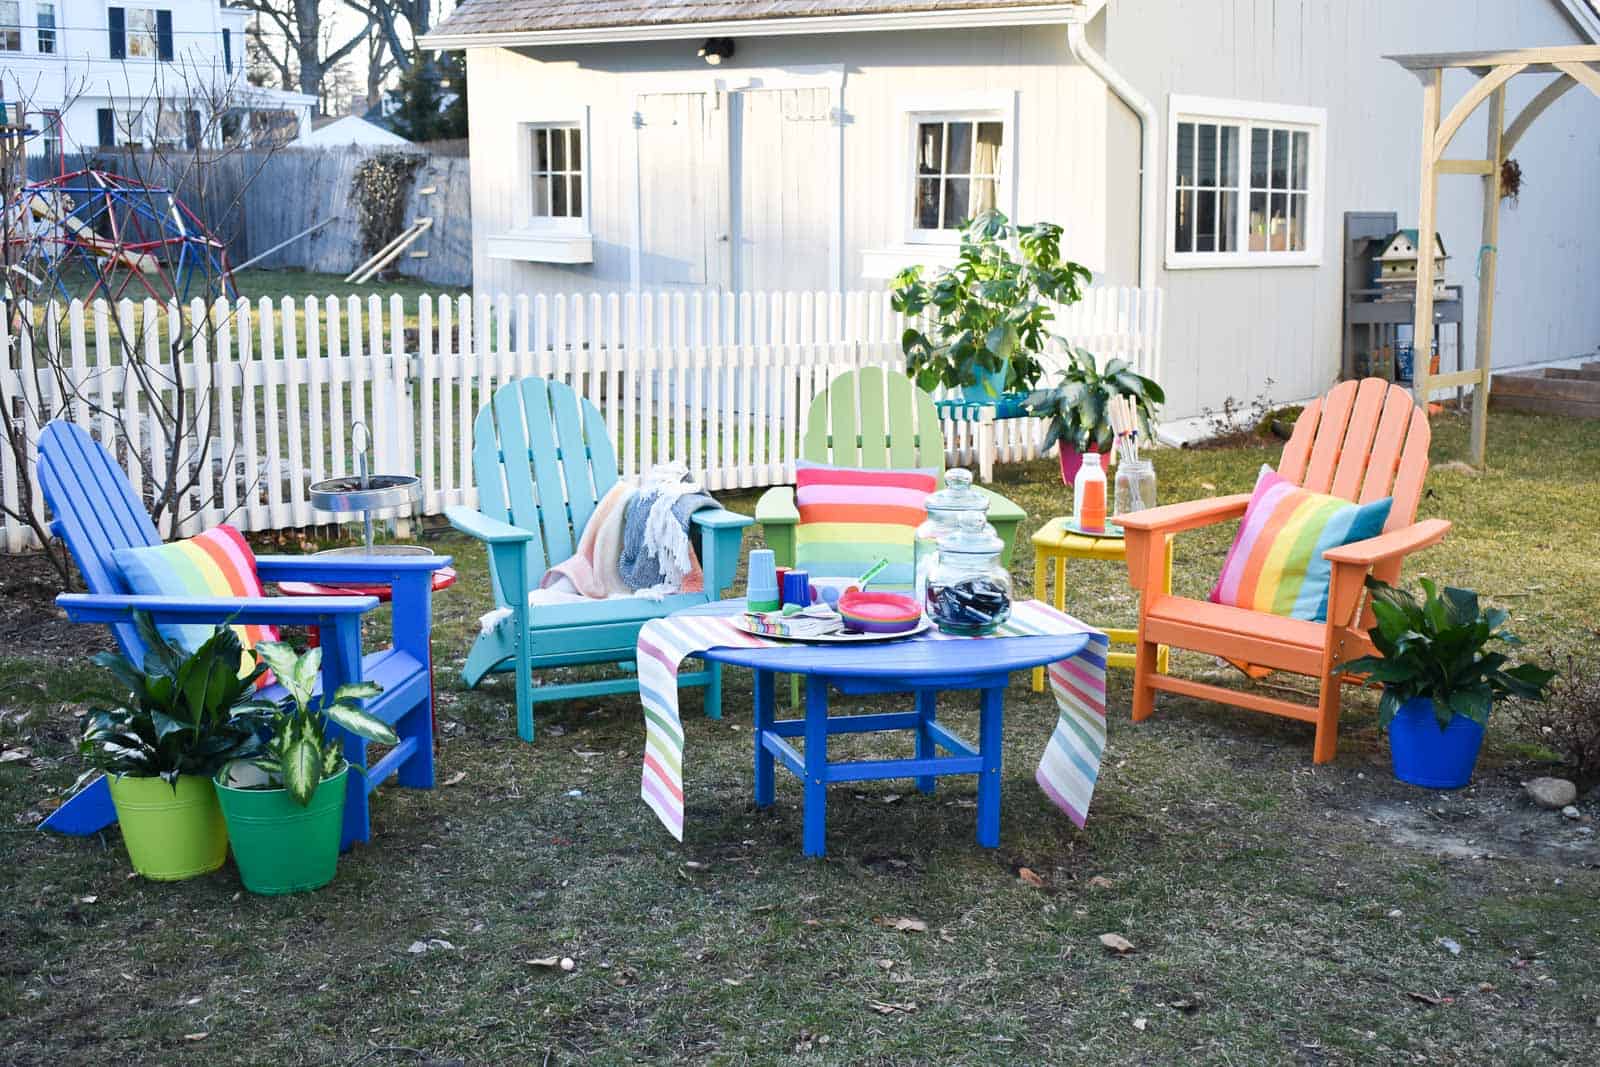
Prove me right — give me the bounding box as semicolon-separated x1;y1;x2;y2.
423;0;1600;418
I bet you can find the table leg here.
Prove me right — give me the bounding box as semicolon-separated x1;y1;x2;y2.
976;686;1004;848
1031;550;1049;693
753;669;775;808
915;690;937;795
803;675;829;858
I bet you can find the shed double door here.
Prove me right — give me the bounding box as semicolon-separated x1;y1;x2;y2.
636;88;832;294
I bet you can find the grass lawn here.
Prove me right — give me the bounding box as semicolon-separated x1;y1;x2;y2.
2;407;1597;1064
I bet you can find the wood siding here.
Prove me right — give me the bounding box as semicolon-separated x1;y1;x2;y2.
1104;0;1600;416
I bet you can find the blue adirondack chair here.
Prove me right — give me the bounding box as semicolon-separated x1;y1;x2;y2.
37;421;448;850
446;378;752;741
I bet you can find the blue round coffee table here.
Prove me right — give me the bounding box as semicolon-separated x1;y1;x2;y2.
697;628;1091;857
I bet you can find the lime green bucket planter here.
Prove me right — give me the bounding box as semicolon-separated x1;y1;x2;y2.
106;773;228;881
215;767;348;895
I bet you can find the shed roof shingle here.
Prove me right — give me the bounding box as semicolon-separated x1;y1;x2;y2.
431;0;1074;39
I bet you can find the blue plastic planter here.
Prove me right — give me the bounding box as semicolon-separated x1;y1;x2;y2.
1387;696;1487;789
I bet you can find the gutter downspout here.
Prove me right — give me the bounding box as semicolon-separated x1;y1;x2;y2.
1066;17;1157;289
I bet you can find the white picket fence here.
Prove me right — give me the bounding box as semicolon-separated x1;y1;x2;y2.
0;286;1162;551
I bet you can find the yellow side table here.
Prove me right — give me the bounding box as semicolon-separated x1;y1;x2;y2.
1031;518;1171;691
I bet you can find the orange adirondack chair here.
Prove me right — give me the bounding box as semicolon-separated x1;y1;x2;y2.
1119;378;1451;763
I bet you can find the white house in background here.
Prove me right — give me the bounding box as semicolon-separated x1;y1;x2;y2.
422;0;1600;417
291;114;413;149
0;1;315;159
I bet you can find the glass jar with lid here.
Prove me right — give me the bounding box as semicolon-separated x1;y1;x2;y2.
913;468;989;607
925;511;1012;636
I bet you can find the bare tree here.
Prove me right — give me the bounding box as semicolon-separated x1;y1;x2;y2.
236;0;371;108
246;10;297;91
1;66;278;583
347;0;435;75
365;23;398;111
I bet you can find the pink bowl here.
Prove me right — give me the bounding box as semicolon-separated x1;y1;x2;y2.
838;591;921;634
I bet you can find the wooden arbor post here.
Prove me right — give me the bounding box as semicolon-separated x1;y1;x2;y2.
1387;45;1600;467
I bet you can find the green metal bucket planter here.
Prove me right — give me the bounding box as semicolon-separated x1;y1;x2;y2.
106;773;229;881
215;767;349;895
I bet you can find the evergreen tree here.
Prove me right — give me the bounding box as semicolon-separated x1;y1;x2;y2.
388;50;467;142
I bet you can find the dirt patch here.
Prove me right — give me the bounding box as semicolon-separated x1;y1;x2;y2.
0;552;109;661
1359;774;1599;868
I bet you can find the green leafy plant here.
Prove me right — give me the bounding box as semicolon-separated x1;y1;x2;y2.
1025;347;1165;454
80;614;271;786
890;211;1092;395
1339;578;1554;731
246;641;395;807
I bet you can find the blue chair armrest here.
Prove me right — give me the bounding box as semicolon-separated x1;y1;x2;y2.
57;592;379;626
447;505;534;544
690;507;754;531
254;555;454;583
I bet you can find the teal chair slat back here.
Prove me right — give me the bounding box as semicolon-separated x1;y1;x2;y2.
474;378;620;607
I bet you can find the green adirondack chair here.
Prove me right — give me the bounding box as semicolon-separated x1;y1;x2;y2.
447;378;752;742
754;366;1025;569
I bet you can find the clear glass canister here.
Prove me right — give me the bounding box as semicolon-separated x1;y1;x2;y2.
926;511;1012;636
913;468;989;605
1113;457;1158;517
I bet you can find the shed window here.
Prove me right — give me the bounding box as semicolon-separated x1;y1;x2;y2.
531;125;583;221
910;117;1003;235
0;2;21;51
1167;96;1325;268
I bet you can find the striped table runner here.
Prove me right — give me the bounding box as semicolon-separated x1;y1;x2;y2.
638;600;1109;841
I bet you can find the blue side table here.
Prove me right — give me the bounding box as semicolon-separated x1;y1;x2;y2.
699;631;1091;857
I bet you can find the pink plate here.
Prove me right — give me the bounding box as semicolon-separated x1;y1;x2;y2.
838;591;922;634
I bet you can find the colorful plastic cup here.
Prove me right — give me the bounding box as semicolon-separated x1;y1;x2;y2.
782;569;812;607
746;549;780;611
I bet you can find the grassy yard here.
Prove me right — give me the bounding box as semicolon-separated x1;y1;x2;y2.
2;407;1597;1065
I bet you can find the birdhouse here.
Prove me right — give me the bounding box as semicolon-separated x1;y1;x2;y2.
1375;229;1448;300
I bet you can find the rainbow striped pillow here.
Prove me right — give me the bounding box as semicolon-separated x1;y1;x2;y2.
1210;466;1393;622
793;460;937;589
113;525;279;674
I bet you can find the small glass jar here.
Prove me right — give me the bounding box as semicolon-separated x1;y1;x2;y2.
1113;456;1158;518
913;468;988;607
925;511;1012;636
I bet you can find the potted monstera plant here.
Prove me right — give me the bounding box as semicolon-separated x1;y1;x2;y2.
80;617;270;881
1340;578;1554;788
891;211;1092;406
214;641;391;895
1026;346;1165;485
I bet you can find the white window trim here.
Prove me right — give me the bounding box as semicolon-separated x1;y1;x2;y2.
1164;94;1326;270
495;105;594;264
895;90;1019;246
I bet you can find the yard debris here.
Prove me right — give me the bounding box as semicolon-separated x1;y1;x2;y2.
183;1033;209;1042
0;746;32;763
1437;937;1462;956
1087;875;1115;890
1099;933;1136;955
874;916;928;933
1562;805;1581;820
1133;1017;1148;1032
442;771;467;787
1168;998;1201;1014
1387;909;1404;918
527;956;576;972
76;895;97;905
867;1000;917;1015
407;938;456;954
878;959;895;970
1406;991;1453;1006
1017;867;1046;888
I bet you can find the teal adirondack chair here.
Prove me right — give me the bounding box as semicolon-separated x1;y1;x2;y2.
754;366;1025;566
447;378;752;741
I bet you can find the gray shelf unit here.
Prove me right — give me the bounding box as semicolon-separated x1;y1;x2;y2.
1342;211;1464;383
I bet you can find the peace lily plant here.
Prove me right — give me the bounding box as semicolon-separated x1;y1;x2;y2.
215;641;393;894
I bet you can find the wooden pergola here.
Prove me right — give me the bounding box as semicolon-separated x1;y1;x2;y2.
1386;44;1600;465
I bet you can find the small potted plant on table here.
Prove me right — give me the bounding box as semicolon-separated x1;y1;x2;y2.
1340;578;1554;788
215;641;392;894
80;617;270;881
1026;346;1164;485
891;211;1092;407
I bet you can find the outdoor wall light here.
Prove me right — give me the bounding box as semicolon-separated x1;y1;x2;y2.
698;38;735;65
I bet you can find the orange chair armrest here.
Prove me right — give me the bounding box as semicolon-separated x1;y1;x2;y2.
1117;494;1251;535
1322;519;1452;567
